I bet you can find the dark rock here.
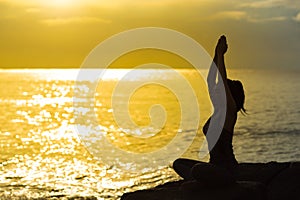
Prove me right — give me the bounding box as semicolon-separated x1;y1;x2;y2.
121;187;180;200
268;162;300;200
121;162;300;200
121;181;184;200
237;162;290;184
181;181;266;200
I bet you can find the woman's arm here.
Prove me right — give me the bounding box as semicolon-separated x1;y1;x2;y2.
207;55;218;91
215;36;228;81
207;36;228;91
215;36;237;113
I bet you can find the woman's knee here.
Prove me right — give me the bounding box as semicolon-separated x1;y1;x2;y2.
172;158;184;170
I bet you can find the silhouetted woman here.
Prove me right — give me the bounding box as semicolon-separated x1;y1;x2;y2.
173;35;246;185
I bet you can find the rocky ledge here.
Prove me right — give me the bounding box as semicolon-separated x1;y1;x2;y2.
121;162;300;200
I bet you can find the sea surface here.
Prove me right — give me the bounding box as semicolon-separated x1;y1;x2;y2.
0;68;299;199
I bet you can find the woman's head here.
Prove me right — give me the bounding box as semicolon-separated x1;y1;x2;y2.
227;79;246;113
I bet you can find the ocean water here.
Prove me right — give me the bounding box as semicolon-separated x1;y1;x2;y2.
0;68;299;199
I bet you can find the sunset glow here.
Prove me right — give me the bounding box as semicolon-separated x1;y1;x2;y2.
45;0;74;7
0;0;299;69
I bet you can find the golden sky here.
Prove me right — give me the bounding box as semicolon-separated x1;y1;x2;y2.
0;0;299;69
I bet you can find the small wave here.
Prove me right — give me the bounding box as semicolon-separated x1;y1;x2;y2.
258;129;300;135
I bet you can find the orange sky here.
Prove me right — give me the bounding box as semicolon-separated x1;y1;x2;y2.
0;0;299;69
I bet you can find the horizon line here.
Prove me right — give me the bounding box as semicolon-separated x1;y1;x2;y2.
0;66;298;71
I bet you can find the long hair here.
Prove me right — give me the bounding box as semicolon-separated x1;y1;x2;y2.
227;79;246;113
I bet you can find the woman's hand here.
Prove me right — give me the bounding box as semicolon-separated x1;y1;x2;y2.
215;35;228;56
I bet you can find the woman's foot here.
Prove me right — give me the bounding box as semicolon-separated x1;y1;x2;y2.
191;162;236;187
